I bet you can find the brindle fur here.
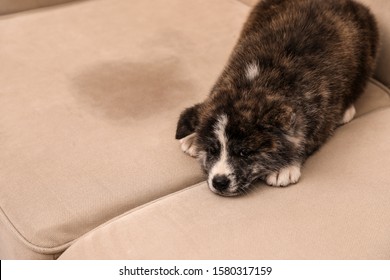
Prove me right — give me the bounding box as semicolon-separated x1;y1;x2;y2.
176;0;379;194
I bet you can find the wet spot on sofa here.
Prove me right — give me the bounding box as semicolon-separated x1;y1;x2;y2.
73;58;193;121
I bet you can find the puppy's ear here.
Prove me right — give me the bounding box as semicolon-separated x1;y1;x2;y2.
175;103;202;139
261;104;296;133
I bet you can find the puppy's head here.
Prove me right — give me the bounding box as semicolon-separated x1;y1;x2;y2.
176;94;302;196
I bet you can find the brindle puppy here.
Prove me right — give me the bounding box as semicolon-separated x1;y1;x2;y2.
176;0;379;196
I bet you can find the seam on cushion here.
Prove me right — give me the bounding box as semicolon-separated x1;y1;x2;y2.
353;105;390;124
0;206;69;255
233;0;255;7
0;180;207;255
0;0;87;18
63;181;208;250
370;78;390;97
353;79;390;121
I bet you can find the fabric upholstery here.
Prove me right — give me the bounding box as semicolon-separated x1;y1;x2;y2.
0;0;249;259
0;0;80;15
0;216;57;259
1;0;390;260
61;105;390;259
359;0;390;87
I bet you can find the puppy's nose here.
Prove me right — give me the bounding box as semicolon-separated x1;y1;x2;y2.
212;175;230;191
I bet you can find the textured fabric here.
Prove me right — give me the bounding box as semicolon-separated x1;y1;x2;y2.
61;107;390;260
359;0;390;86
237;0;259;6
0;0;249;258
0;0;80;15
1;0;390;260
0;216;56;259
238;0;390;87
355;79;390;116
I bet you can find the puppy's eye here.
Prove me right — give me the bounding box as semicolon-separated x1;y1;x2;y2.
207;145;219;156
239;148;252;157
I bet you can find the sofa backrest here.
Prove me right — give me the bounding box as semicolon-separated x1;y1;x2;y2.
0;0;81;15
359;0;390;87
1;0;389;87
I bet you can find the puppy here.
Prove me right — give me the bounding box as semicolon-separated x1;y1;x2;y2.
175;0;379;196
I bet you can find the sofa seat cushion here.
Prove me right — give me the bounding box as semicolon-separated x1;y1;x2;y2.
61;100;390;259
0;0;80;15
0;0;250;259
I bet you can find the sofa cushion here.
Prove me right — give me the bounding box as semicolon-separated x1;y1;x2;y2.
60;103;390;259
0;0;80;15
0;0;249;259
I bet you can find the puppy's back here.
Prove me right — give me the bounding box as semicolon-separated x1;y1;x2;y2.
214;0;379;155
231;0;378;101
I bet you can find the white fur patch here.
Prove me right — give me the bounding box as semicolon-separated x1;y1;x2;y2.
340;105;356;124
197;150;207;167
266;164;301;187
179;133;197;157
285;134;303;147
208;115;234;190
245;62;259;81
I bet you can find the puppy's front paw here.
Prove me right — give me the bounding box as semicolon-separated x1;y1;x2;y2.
179;133;198;157
266;164;301;187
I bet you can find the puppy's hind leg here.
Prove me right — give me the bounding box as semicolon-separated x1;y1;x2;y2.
340;105;356;125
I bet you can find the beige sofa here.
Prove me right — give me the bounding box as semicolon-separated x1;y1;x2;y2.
0;0;389;260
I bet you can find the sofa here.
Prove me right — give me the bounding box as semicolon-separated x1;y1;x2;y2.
0;0;389;260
